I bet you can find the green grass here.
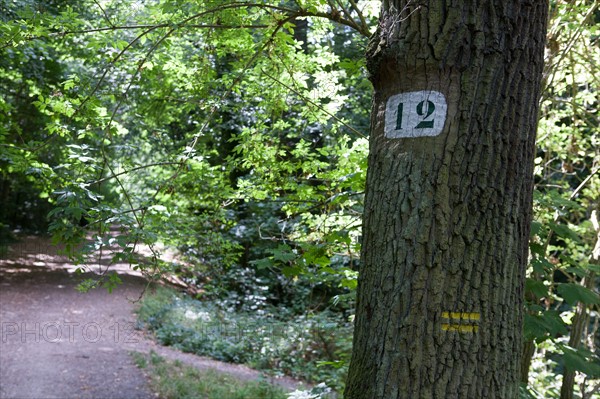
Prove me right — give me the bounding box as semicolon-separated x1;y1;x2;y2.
131;351;288;399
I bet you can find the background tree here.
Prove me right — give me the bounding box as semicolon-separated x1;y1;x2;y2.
522;1;600;397
345;1;549;398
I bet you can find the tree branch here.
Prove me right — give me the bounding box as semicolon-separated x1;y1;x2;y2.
91;162;181;185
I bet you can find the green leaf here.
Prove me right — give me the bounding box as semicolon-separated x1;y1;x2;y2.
104;272;122;294
530;220;543;237
340;278;357;289
530;256;554;274
525;278;548;298
253;258;272;270
523;310;568;341
316;360;345;369
557;283;600;306
529;242;546;257
282;265;302;277
561;346;600;378
302;244;330;267
548;222;581;242
325;230;352;245
76;279;98;293
272;244;296;263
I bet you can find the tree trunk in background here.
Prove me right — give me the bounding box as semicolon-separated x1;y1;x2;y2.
561;209;600;399
345;1;548;398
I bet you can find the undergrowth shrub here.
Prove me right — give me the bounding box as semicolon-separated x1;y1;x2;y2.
136;286;352;392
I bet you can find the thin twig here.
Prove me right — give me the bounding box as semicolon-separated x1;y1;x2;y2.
92;0;115;28
91;162;181;185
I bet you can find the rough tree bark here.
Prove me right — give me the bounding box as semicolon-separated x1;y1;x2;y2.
345;1;548;398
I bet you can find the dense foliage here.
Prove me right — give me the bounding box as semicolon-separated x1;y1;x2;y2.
1;0;598;397
137;286;351;391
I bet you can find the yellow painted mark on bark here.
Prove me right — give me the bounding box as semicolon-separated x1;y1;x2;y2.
441;311;480;333
441;324;479;333
441;312;480;321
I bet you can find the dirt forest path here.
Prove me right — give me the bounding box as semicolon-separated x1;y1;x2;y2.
0;236;303;399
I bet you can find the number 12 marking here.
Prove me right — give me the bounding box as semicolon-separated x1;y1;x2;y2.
395;100;436;130
385;91;447;138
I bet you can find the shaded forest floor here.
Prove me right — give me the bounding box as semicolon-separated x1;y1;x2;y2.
0;236;304;398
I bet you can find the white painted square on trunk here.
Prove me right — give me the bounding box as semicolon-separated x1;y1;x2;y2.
384;91;447;138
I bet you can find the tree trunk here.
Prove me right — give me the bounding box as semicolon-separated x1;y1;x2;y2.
345;1;548;398
520;338;536;384
559;274;594;399
561;209;600;399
